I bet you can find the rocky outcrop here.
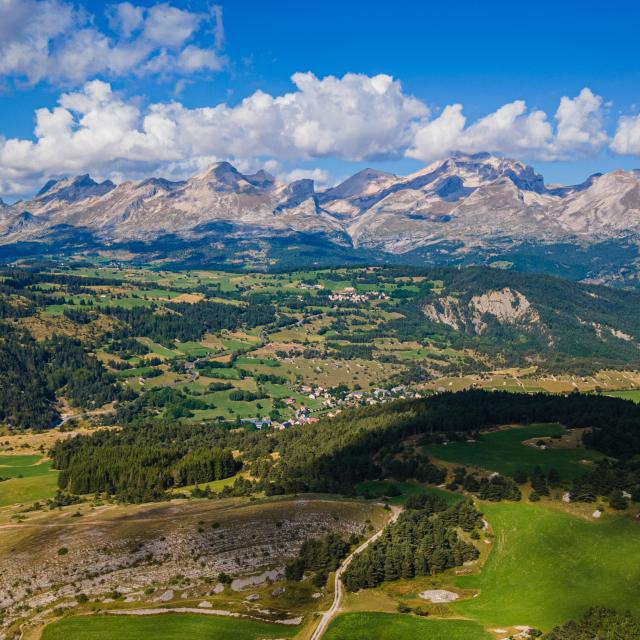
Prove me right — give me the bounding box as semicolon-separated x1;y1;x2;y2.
423;288;541;336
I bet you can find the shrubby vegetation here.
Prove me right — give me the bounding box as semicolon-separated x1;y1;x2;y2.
570;459;640;505
477;475;522;501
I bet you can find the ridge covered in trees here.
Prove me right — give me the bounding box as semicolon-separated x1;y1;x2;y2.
285;533;352;587
49;390;640;503
0;325;124;428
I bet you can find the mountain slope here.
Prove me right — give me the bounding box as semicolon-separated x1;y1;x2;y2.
1;153;640;285
413;267;640;371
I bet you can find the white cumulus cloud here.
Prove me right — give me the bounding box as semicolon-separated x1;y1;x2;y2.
407;88;607;163
554;88;607;157
610;115;640;155
284;168;330;186
0;0;226;87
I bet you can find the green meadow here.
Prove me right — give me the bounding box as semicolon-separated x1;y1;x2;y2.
454;501;640;630
424;423;602;479
355;480;466;506
605;389;640;403
324;612;490;640
0;455;53;478
0;473;59;506
0;455;58;505
41;614;297;640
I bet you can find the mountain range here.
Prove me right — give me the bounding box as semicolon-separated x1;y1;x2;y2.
1;153;639;286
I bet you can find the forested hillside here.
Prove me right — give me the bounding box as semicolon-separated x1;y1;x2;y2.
343;494;482;590
391;266;640;372
50;390;640;502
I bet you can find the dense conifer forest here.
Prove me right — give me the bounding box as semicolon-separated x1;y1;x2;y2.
343;494;481;590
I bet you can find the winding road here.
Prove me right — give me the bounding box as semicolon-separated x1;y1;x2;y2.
310;505;402;640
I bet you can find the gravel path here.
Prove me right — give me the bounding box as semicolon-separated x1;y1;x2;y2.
310;505;402;640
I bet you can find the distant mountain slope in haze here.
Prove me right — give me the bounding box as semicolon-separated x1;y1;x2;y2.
1;153;639;286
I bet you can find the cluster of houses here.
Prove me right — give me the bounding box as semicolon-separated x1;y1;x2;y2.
242;383;424;431
328;287;390;304
299;282;325;290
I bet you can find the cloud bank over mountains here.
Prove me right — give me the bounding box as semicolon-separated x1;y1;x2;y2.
1;1;640;198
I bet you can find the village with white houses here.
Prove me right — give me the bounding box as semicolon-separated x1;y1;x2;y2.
243;383;424;431
299;282;390;304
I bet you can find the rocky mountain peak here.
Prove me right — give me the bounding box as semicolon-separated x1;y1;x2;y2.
35;174;116;204
321;168;397;202
2;154;640;281
275;178;317;211
245;169;276;189
443;153;546;193
193;161;263;193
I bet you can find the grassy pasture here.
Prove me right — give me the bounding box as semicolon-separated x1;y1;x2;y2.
0;455;53;478
355;481;465;506
136;338;181;359
175;341;216;357
169;472;244;495
41;614;297;640
112;366;157;379
0;473;59;506
0;455;59;506
324;612;490;640
604;389;640;403
424;423;602;479
453;501;640;630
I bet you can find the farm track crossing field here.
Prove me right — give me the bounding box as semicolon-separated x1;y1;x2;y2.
424;423;602;479
453;501;640;630
324;612;491;640
41;613;297;640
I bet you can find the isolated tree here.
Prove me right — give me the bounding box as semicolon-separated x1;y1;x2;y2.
531;466;550;496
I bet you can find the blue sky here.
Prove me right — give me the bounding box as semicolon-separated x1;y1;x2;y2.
1;0;640;198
